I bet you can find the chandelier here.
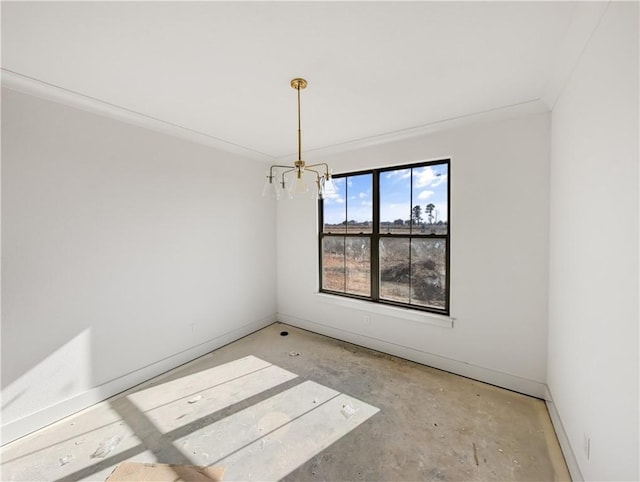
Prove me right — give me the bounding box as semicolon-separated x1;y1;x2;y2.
263;78;335;200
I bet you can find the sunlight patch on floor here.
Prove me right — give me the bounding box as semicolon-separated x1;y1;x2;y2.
127;356;298;433
176;380;379;481
1;356;379;481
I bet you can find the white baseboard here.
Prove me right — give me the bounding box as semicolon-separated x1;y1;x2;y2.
278;312;547;399
278;314;584;478
1;315;275;445
545;386;583;481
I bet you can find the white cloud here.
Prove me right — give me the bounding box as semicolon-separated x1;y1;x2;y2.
324;191;344;204
417;190;434;200
385;168;411;180
385;166;448;188
431;174;447;187
413;167;436;187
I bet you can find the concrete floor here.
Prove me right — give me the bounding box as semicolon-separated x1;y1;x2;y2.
2;323;570;481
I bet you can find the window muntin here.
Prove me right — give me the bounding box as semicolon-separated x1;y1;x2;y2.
320;159;450;315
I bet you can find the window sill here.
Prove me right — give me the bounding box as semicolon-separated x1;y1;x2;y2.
314;292;454;329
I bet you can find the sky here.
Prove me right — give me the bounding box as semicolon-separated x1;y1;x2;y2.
323;163;448;225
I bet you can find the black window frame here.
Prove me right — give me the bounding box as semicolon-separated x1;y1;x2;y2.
318;159;451;316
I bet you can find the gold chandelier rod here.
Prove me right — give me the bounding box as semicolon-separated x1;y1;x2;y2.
263;77;333;199
291;78;307;167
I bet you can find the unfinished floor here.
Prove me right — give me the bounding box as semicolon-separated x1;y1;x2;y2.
2;323;570;481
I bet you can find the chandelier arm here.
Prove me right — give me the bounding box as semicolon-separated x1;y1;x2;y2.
280;168;297;188
269;164;295;182
305;162;331;178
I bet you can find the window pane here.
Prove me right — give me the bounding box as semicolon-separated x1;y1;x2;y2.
346;174;373;234
379;237;410;303
410;239;447;309
322;237;345;292
412;164;448;235
380;168;411;234
346;237;371;296
323;178;346;233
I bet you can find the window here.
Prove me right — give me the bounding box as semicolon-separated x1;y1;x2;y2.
319;159;450;315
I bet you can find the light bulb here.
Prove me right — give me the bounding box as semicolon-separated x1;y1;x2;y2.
290;174;309;195
262;172;283;200
323;176;336;195
282;179;293;199
262;174;274;198
273;180;282;200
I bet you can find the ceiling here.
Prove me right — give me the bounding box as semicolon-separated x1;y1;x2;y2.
2;2;584;161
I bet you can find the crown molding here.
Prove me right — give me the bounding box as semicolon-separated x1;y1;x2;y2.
2;69;550;165
275;98;549;163
1;69;275;163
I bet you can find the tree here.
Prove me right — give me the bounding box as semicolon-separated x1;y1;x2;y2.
425;203;435;224
411;205;423;225
393;218;404;225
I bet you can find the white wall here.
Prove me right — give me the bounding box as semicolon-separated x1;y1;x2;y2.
278;111;550;397
1;88;277;442
547;2;639;481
